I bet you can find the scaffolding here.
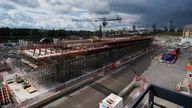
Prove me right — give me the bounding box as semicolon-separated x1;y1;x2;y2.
18;36;153;87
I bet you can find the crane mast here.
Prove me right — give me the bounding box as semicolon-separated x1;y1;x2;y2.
72;16;122;38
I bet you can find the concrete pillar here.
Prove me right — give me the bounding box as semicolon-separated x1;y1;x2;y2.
188;30;190;38
190;29;192;38
96;53;99;68
38;49;41;56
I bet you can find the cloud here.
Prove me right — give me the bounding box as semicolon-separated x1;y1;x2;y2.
85;0;110;14
0;0;192;30
109;0;192;26
45;0;62;6
8;0;40;8
0;0;16;10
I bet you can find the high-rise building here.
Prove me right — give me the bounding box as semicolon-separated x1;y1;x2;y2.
152;23;156;32
132;25;136;31
167;20;174;31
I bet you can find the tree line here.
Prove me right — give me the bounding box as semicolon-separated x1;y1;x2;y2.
0;27;96;42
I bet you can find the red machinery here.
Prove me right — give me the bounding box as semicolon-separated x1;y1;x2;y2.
0;83;11;105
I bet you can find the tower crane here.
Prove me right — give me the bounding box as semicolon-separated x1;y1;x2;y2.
72;16;122;27
72;16;122;38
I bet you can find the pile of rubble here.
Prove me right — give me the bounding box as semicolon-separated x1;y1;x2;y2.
155;36;181;47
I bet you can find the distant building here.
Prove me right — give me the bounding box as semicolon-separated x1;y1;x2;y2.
132;25;136;31
152;23;156;32
183;24;192;38
99;25;102;38
167;20;175;31
180;24;192;45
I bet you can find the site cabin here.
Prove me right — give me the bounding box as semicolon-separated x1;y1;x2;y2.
99;93;123;108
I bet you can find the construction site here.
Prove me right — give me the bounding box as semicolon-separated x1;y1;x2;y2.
0;30;191;108
0;24;192;108
1;22;192;108
0;35;156;107
1;0;192;107
0;15;191;107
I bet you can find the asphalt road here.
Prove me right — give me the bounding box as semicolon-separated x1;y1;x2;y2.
43;47;190;108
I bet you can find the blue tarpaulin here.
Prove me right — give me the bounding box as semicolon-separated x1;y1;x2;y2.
161;54;175;62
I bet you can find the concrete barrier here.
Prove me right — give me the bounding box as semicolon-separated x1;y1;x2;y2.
118;81;135;97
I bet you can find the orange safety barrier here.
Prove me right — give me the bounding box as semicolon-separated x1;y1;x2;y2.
176;85;180;92
135;75;147;83
186;64;192;72
111;63;117;70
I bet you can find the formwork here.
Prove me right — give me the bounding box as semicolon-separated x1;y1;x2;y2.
19;37;153;85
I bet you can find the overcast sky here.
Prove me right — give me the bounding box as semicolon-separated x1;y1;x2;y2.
0;0;192;30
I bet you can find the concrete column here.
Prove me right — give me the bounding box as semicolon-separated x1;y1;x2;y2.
183;29;185;38
96;53;99;68
188;30;190;38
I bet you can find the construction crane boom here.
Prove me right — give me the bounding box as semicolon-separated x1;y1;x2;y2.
72;16;122;38
72;16;122;26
